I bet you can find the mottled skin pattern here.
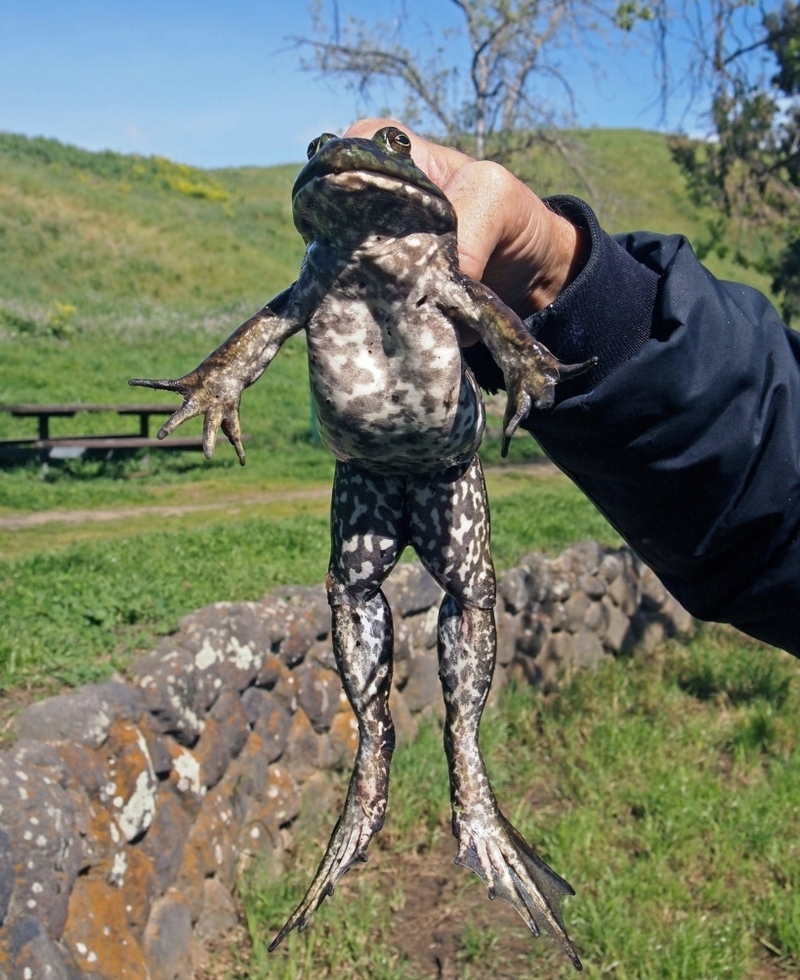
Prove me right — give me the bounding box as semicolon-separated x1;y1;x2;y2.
131;127;594;971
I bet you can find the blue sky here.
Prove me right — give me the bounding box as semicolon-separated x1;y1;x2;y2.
0;0;703;169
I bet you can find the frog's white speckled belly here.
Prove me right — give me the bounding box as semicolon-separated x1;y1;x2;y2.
306;289;485;475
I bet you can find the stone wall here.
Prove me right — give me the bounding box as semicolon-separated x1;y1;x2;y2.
0;542;693;979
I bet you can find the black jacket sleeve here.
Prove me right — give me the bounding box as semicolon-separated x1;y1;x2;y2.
465;196;800;657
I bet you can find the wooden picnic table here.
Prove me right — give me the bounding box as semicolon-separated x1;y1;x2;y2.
0;402;214;459
1;403;180;439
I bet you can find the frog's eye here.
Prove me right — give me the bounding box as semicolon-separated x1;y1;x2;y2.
386;128;412;155
307;133;337;160
373;126;413;156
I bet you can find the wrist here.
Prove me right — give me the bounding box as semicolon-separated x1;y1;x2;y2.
522;196;659;399
526;208;589;313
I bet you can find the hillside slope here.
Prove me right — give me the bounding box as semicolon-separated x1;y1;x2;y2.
0;133;305;330
515;128;773;294
0;128;775;337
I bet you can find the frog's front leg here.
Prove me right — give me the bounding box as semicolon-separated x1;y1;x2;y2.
130;285;307;464
270;463;407;950
437;276;596;455
408;458;582;971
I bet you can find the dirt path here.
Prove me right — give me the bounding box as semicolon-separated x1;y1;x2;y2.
0;486;333;531
0;461;561;531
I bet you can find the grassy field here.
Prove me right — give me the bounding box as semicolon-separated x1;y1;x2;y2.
239;629;800;979
0;471;619;691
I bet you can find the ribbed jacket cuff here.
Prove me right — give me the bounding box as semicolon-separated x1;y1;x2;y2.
523;195;659;399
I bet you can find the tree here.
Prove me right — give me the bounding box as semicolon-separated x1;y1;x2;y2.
294;0;632;162
668;1;800;322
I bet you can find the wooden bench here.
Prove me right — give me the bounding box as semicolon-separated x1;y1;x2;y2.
0;403;214;461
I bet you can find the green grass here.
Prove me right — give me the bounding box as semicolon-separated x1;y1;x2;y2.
0;132;304;320
490;476;621;565
0;472;617;692
241;629;800;978
0;513;328;689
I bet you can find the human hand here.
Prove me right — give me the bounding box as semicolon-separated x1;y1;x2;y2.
343;118;587;328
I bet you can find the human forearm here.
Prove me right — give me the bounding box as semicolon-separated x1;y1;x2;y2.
520;220;800;655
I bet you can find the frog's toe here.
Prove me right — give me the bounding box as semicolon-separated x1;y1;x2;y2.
557;355;599;380
454;811;582;971
268;803;381;952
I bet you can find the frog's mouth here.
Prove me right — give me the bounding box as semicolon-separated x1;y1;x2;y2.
295;169;442;204
292;136;447;204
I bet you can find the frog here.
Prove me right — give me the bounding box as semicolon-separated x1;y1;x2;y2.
130;126;595;971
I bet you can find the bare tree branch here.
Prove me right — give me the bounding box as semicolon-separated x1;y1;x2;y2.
293;0;622;161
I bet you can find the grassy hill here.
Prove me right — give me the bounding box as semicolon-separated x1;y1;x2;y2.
514;128;774;295
0;128;775;338
0;132;305;332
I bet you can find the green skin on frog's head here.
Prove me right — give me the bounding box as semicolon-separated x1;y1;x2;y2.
292;127;456;246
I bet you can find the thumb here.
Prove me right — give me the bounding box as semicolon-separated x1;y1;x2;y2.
440;161;510;282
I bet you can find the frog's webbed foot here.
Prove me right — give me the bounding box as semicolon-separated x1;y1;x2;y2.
129;369;247;464
501;346;597;456
434;595;581;970
268;776;387;950
443;274;597;455
129;297;308;465
454;805;582;971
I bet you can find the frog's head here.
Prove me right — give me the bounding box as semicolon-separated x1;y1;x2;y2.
292;126;455;246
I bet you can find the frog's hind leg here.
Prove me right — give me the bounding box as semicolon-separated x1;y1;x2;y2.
408;457;582;971
270;462;407;951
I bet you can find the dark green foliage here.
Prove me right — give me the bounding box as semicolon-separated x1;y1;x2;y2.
773;235;800;323
765;1;800;95
669;2;800;324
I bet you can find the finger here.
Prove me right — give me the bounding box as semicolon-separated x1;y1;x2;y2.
202;410;223;459
158;401;200;439
444;161;522;282
129;377;184;392
221;414;246;466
